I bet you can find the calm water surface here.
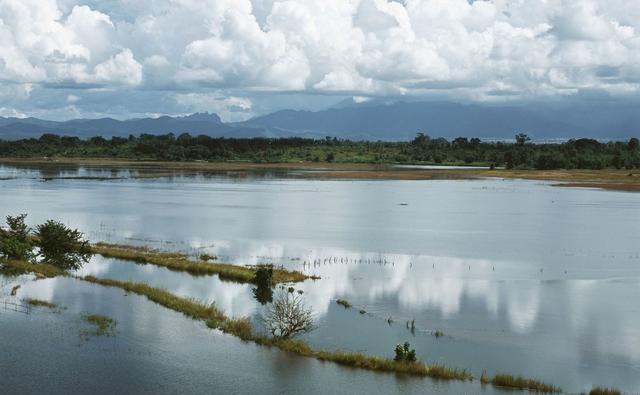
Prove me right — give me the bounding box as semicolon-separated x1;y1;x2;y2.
1;164;639;394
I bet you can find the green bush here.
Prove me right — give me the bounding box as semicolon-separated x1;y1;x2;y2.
35;220;92;270
394;342;417;362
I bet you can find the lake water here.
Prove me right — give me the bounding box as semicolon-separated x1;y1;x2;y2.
1;164;639;394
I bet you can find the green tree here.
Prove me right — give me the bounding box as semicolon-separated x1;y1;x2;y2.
515;133;531;146
0;214;33;260
35;220;92;270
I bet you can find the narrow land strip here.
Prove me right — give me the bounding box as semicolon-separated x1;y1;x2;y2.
2;158;638;192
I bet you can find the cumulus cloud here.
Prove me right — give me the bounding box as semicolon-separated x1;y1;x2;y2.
1;0;639;118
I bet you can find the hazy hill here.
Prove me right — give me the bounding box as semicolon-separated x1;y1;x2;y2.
239;100;640;141
2;101;638;141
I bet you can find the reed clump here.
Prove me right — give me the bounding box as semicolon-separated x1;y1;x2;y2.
589;388;622;395
92;242;311;284
480;372;561;393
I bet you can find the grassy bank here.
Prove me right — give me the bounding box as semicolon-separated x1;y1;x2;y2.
91;242;314;284
80;274;471;381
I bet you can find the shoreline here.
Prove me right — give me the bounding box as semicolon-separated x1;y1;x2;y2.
1;157;639;192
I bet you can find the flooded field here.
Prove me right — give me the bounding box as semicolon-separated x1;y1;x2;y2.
1;164;639;394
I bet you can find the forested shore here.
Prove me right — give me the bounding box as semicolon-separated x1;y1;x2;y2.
1;133;639;170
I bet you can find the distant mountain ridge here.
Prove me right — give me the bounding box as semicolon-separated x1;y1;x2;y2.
239;100;640;140
1;101;638;141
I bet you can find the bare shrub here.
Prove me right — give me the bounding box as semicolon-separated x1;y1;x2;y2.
262;291;314;339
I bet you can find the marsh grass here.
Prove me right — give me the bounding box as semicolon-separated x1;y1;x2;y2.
80;274;472;382
480;372;561;393
83;314;117;336
24;298;58;309
92;243;311;284
589;388;622;395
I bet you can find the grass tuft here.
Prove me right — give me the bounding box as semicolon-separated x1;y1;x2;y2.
219;317;254;341
480;372;561;393
92;243;311;284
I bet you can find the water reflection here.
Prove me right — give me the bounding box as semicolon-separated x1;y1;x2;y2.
62;249;640;392
2;272;506;395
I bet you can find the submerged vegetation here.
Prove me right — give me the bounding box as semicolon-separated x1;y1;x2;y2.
92;242;311;284
480;372;561;393
24;298;58;309
1;133;640;170
83;314;117;337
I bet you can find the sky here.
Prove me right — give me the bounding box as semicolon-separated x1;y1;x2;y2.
1;0;639;121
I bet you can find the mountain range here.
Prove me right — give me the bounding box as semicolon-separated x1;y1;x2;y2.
1;100;638;141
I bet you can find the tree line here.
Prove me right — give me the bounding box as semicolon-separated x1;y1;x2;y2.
1;132;639;170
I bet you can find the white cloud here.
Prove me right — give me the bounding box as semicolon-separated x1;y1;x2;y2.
93;49;142;85
0;0;141;87
1;0;640;118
